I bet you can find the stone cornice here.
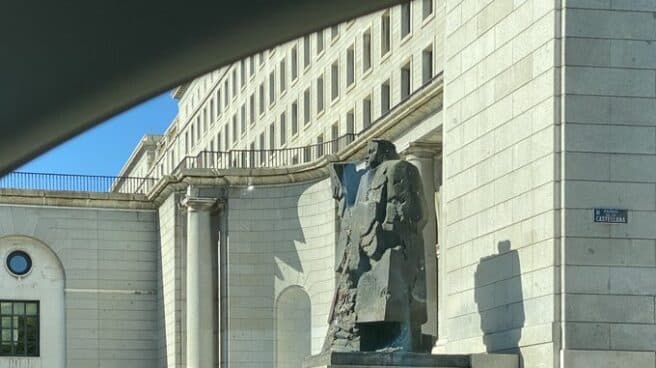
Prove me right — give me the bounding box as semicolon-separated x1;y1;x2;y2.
0;188;155;210
180;196;219;212
404;142;442;159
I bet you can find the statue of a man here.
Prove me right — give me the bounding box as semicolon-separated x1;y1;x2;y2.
323;139;428;353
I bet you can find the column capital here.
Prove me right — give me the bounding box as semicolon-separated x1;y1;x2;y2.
181;196;217;212
404;142;441;159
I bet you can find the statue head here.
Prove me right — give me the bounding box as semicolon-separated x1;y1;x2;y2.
365;139;400;169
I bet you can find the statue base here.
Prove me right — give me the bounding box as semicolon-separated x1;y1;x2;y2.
303;352;518;368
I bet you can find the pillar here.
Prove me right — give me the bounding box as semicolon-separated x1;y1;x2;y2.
182;189;217;368
405;142;439;338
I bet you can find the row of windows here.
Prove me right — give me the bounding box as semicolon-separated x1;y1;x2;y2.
229;58;436;164
152;0;437;177
189;42;434;157
180;0;434;125
183;32;434;153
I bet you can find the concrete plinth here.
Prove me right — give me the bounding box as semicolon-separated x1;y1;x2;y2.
303;352;518;368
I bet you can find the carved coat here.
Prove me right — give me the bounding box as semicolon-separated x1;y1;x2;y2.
351;159;427;324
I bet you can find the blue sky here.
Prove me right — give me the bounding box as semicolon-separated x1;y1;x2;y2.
18;93;179;176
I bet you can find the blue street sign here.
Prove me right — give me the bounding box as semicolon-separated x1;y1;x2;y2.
594;208;628;224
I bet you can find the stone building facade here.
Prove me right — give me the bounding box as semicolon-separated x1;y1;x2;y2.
1;0;656;367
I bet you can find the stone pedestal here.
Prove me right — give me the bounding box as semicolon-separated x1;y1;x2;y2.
303;352;518;368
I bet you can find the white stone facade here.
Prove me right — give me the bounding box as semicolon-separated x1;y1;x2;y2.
0;201;160;368
3;1;656;367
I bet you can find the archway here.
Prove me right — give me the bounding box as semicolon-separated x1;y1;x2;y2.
275;286;311;368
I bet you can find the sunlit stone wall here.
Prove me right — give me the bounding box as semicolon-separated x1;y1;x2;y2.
227;178;336;368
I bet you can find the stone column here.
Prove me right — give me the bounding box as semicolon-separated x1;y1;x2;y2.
182;190;217;368
405;142;439;338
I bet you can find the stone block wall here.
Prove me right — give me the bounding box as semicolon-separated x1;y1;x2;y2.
562;1;656;366
157;193;187;368
0;204;160;368
440;0;560;366
227;179;336;368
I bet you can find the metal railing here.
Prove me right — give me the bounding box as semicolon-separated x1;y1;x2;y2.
175;133;357;171
0;172;155;194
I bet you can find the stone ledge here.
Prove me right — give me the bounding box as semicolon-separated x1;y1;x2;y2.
304;352;518;368
0;188;155;210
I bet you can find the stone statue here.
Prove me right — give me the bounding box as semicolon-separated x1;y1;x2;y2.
322;139;429;353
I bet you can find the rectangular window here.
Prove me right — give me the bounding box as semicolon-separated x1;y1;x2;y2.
185;131;189;153
291;101;298;135
203;107;208;131
381;80;390;114
280;59;286;94
303;146;312;162
240;59;246;88
210;99;215;123
249;142;255;167
381;12;391;56
259;133;265;163
317;76;324;113
401;3;412;38
303;35;311;68
316;30;324;54
224;125;229;149
232;68;237;97
217;133;222;151
423;0;433;19
259;84;265;114
269;71;275;104
331;122;339;152
363;96;372;128
241;103;246;132
281;111;288;144
347;46;355;87
196;116;201;140
232;115;238;143
363;30;372;72
303;88;311;125
216;89;222;116
331;61;339;101
269;122;275;149
422;46;433;85
224;80;229;106
249;94;255;125
0;300;39;357
291;46;298;80
331;25;339;41
346;109;355;143
249;56;255;77
317;134;324;157
401;61;412;100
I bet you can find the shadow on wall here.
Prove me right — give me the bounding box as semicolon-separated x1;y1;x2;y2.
474;240;524;363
